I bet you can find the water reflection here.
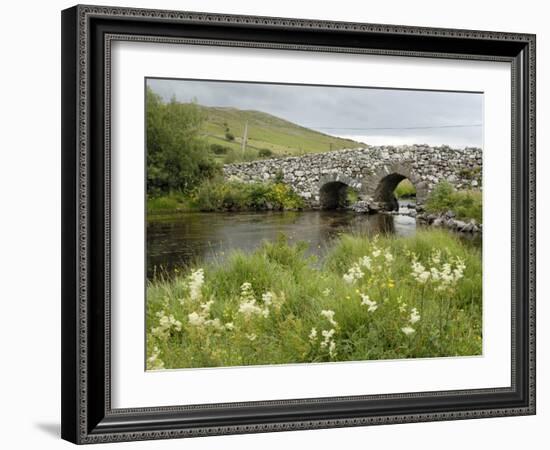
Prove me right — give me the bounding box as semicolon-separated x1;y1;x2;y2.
147;208;417;279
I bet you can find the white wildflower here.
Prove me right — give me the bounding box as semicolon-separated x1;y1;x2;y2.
238;300;268;318
372;248;381;258
411;259;430;284
309;327;318;342
401;326;416;336
204;318;223;330
398;302;408;313
188;268;205;301
322;288;332;297
428;257;467;291
359;256;372;270
320;328;336;348
453;257;466;282
152;311;181;338
320;309;337;326
328;341;337;358
319;328;337;358
409;307;421;324
150;326;165;339
272;291;286;310
343;264;364;284
147;346;165;370
441;263;454;283
360;293;378;312
240;282;255;301
200;299;214;313
188;311;206;327
262;291;274;306
224;322;235;331
246;333;257;342
384;250;394;264
418;271;430;283
238;282;269;319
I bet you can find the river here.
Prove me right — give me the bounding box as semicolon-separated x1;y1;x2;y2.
146;200;433;279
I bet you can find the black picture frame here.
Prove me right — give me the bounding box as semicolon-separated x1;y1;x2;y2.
61;4;536;444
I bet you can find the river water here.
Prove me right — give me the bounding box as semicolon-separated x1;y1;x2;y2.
147;201;422;279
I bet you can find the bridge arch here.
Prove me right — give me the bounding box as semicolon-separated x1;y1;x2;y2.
367;163;427;211
318;173;364;210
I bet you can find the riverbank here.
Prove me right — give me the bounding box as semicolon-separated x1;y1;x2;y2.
147;179;304;214
146;230;482;370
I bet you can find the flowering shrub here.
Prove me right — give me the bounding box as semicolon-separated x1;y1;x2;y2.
146;230;482;369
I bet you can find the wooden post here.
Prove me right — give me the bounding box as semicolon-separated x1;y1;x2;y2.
241;120;248;156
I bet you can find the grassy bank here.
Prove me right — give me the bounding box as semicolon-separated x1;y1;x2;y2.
146;230;482;370
425;181;482;223
147;179;304;214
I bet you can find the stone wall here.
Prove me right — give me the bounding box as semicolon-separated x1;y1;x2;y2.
223;145;482;209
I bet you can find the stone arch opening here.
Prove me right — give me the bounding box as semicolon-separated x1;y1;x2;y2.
320;181;357;210
374;173;415;211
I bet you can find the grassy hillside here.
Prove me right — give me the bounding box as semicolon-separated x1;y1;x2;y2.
194;105;365;163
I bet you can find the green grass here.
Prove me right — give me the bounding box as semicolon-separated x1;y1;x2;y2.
195;105;365;163
346;187;360;204
394;179;416;198
425;181;482;223
147;192;189;213
146;230;482;369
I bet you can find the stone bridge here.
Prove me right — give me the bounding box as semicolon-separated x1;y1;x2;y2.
223;145;482;210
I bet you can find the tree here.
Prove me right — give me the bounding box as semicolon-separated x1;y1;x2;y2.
146;87;218;195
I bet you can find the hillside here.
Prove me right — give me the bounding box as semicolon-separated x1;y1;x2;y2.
195;105;365;163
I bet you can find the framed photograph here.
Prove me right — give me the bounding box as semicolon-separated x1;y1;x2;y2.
61;5;536;444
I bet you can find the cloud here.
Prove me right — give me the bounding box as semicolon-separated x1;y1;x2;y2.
147;78;483;148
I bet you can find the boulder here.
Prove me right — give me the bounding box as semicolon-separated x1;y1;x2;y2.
453;220;468;231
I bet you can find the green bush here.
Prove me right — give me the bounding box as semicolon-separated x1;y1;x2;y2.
225;131;235;141
258;148;273;158
459;166;481;179
274;169;285;183
426;181;482;222
210;143;230;155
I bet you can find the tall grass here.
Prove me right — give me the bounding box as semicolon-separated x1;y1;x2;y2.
146;231;482;370
147;191;189;213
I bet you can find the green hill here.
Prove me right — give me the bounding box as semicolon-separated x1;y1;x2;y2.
195;105;365;163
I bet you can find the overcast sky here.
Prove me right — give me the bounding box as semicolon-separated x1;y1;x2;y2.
147;78;483;148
